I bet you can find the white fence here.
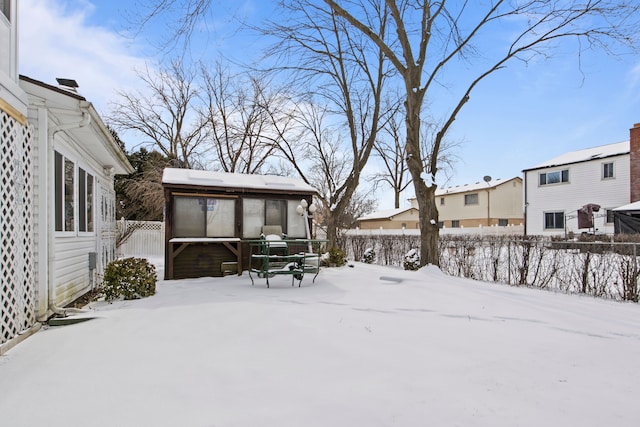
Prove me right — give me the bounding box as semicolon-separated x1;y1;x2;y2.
116;220;165;258
347;224;524;237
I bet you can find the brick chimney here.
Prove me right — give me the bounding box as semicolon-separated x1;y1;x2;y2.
630;123;640;202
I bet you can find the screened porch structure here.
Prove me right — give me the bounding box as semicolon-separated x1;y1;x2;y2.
162;168;318;279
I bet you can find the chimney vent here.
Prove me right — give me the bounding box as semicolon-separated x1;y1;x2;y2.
56;78;79;93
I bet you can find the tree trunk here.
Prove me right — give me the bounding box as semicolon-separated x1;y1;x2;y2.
325;213;338;249
404;89;439;267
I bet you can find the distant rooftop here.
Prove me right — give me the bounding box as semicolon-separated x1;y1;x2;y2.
434;177;521;196
358;207;417;221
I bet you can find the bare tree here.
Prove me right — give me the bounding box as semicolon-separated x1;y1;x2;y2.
109;60;208;168
372;97;410;209
374;102;459;209
323;0;640;266
259;0;394;248
199;62;287;174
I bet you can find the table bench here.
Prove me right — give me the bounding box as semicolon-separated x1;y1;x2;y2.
247;240;323;288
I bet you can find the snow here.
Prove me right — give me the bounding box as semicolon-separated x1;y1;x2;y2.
162;168;317;194
2;261;640;426
525;140;629;171
357;207;416;221
435;177;518;196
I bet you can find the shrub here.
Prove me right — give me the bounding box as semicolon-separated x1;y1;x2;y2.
361;247;376;264
102;257;157;302
327;247;347;267
403;249;420;271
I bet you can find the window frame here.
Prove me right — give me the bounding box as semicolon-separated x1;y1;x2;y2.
1;0;10;22
539;169;569;186
498;218;509;227
544;211;565;230
54;151;76;233
78;167;95;233
451;220;460;228
606;209;614;224
603;162;614;179
464;193;479;205
172;195;237;238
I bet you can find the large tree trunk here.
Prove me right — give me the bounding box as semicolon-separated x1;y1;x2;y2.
404;89;439;267
325;213;339;249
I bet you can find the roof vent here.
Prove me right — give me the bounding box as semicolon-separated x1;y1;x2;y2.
56;78;79;93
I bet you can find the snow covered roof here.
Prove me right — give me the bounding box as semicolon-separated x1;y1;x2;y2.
162;168;317;194
358;207;418;221
613;201;640;212
524;141;629;171
434;177;520;196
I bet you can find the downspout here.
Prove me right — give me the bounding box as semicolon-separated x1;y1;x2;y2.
45;111;91;318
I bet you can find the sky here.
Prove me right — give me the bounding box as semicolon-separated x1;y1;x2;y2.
18;0;640;210
2;260;640;426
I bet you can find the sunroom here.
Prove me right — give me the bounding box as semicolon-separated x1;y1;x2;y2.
162;168;318;279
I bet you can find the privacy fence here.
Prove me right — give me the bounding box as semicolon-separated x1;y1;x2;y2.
116;220;164;258
343;234;640;303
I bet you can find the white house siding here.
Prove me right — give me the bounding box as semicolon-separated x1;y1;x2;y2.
525;154;630;235
49;149;118;309
20;75;133;319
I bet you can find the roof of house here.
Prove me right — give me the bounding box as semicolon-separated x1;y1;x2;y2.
19;75;134;175
162;168;317;194
433;176;521;197
523;140;629;172
613;201;640;212
358;207;418;221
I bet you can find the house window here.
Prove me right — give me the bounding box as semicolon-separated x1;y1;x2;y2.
78;168;94;232
606;209;614;224
242;198;305;238
498;218;508;226
1;0;9;21
173;196;236;237
440;197;445;205
437;221;444;228
54;151;75;232
603;162;614;179
544;212;564;230
451;220;460;228
539;169;569;185
464;193;478;205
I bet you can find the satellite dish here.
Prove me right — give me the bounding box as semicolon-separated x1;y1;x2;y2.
483;175;492;183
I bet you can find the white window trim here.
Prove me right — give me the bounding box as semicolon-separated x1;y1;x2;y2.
602;161;615;180
543;211;565;230
539;169;569;186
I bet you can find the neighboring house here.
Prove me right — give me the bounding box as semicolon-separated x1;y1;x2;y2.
357;207;420;230
19;75;134;322
356;177;523;233
162;168;317;279
407;177;523;230
523;123;640;236
1;1;37;351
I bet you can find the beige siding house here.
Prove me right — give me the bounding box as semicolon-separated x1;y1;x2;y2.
357;207;420;230
410;177;524;229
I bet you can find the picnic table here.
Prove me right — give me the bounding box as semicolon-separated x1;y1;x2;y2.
247;239;326;288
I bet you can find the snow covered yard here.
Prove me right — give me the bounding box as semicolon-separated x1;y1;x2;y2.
1;262;640;427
